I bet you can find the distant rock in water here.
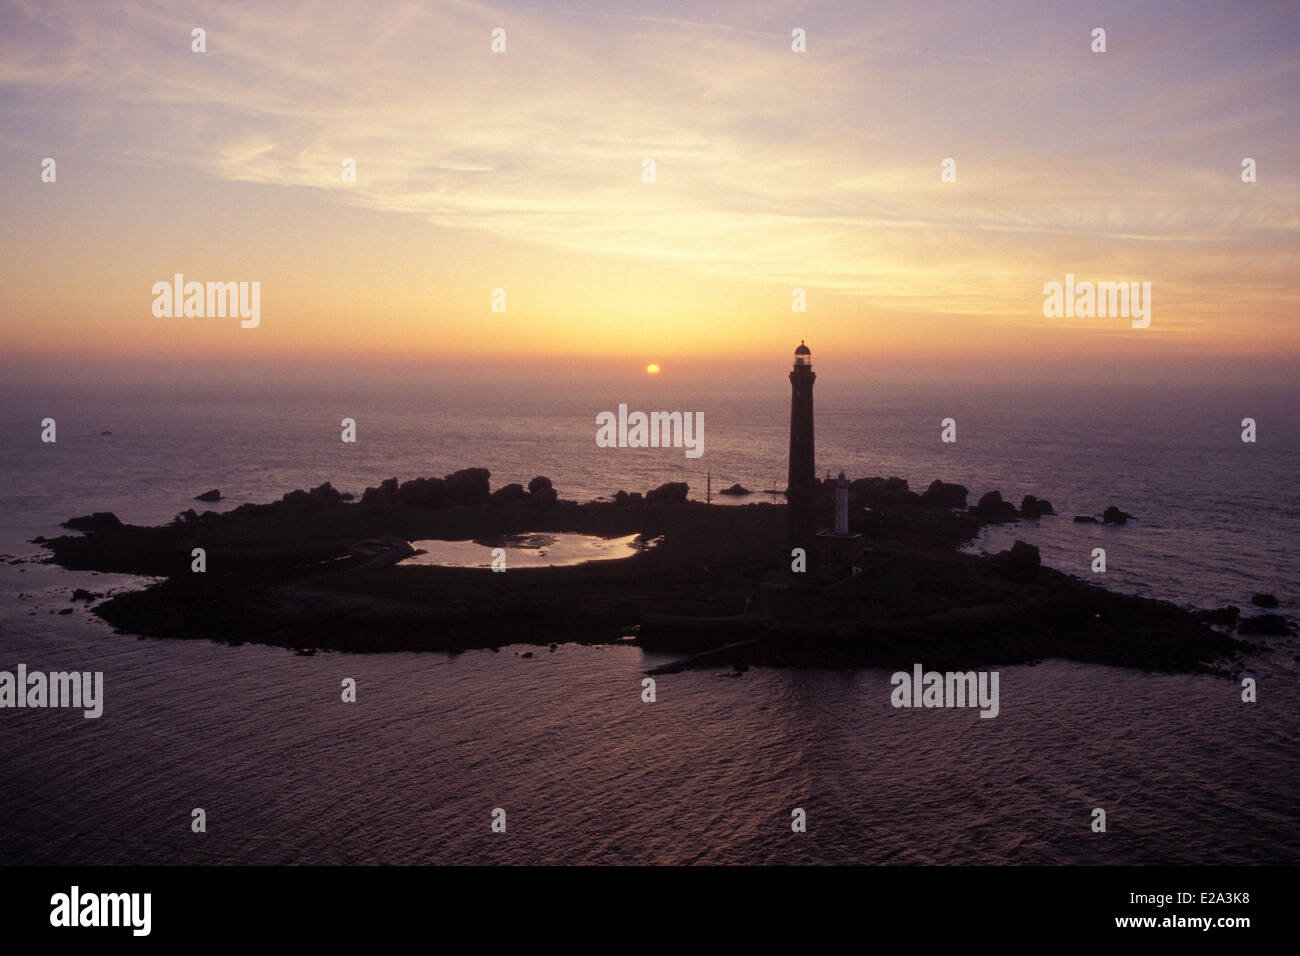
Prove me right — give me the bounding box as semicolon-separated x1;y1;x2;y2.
63;512;123;533
1250;593;1279;609
718;483;751;496
195;489;222;502
100;430;112;436
1238;614;1295;636
988;540;1041;582
1020;495;1054;518
71;588;101;602
528;476;558;505
1196;606;1240;628
1073;515;1098;524
645;481;689;504
922;480;968;509
974;490;1017;518
1103;506;1134;525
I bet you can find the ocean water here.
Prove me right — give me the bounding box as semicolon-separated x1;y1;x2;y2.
0;379;1297;864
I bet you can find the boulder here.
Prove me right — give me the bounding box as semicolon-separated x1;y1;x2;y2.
280;489;312;509
1103;506;1133;525
922;480;968;509
443;468;491;506
612;490;644;507
396;476;445;509
70;588;101;602
195;489;222;502
307;482;342;505
1250;593;1279;609
851;476;912;500
718;483;752;496
646;481;689;504
491;483;529;504
974;490;1017;518
527;476;558;505
988;540;1041;582
360;478;399;506
63;512;123;533
1020;495;1055;518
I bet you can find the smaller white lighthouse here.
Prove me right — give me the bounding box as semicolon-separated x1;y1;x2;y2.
816;470;862;571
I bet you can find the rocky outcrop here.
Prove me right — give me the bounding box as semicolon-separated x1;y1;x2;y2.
63;512;123;533
987;540;1041;582
922;480;968;509
279;482;344;510
443;468;492;506
974;490;1017;519
645;482;689;504
491;483;529;504
719;483;752;496
195;489;222;502
40;470;1250;676
528;476;558;505
361;477;399;506
308;482;342;505
357;470;492;510
1103;506;1134;525
851;476;913;501
1250;593;1279;609
1020;495;1054;518
396;477;445;508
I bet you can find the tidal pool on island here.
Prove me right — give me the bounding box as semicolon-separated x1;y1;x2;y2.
399;532;657;569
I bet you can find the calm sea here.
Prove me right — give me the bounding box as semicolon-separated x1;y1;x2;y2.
0;378;1297;864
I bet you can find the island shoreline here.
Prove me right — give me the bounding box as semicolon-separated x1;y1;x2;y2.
35;470;1269;676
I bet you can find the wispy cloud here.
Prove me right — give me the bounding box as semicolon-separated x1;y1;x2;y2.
1;0;1297;335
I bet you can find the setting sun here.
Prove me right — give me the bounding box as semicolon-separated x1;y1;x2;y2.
645;364;661;375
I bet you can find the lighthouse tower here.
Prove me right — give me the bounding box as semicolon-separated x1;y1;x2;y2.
787;341;816;542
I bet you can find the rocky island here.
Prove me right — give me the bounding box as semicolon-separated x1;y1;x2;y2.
35;468;1280;677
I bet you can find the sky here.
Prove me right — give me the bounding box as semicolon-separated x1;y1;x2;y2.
1;0;1297;386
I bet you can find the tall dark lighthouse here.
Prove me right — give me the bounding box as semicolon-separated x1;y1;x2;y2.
787;340;816;542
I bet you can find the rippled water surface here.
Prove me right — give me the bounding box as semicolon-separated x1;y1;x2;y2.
1;380;1296;864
